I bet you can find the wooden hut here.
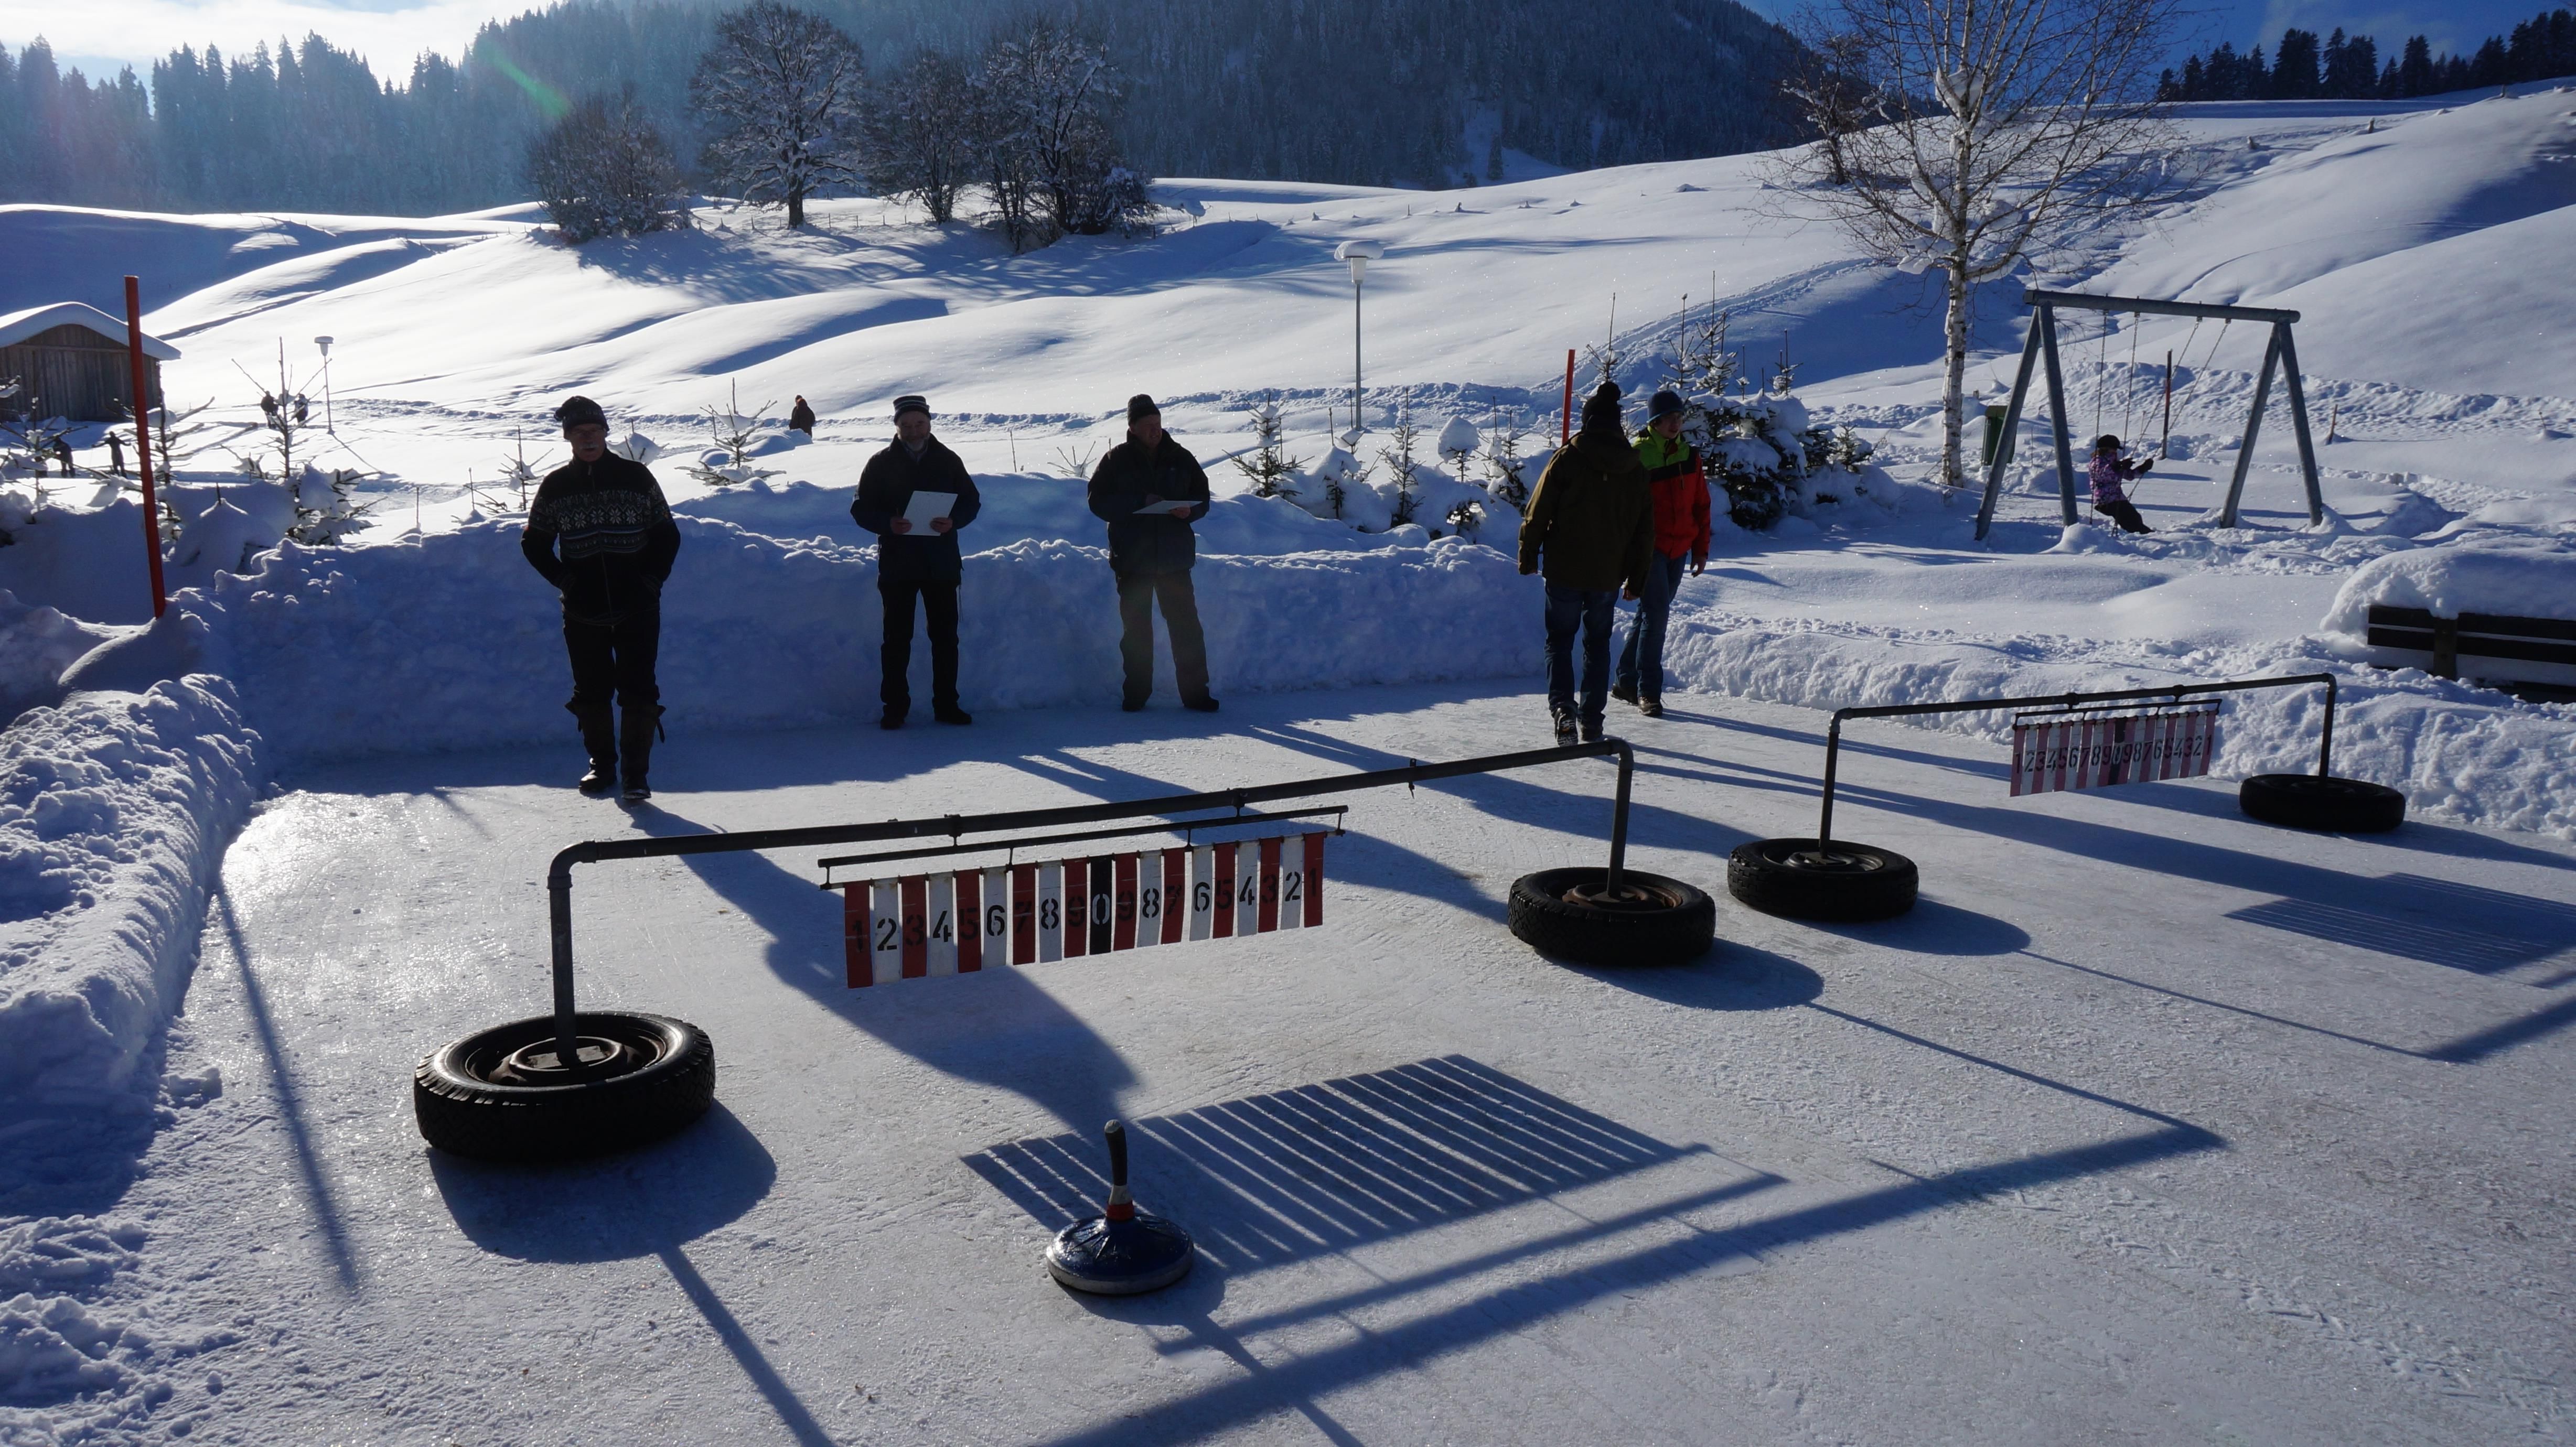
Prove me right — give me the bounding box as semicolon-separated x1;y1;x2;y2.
0;303;179;424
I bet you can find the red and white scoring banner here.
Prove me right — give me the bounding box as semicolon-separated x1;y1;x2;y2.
2011;701;2219;797
840;831;1329;988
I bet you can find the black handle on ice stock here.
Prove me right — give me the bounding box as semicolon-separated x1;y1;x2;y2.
542;739;1637;1064
1812;673;2337;846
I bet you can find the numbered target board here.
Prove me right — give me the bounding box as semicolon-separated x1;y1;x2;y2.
840;832;1328;988
2011;701;2219;797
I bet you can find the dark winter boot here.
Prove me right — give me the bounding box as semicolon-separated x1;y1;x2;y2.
575;708;618;794
619;706;659;803
1611;682;1640;707
1552;710;1578;747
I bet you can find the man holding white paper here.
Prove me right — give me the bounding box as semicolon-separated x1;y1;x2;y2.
1088;394;1218;712
852;394;981;729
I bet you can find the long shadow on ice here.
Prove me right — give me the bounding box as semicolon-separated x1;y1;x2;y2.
1017;1058;2216;1447
427;1103;774;1265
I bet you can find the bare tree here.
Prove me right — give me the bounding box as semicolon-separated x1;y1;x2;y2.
865;49;975;223
525;88;689;243
692;2;869;229
1781;32;1881;186
968;16;1153;251
1772;0;2183;489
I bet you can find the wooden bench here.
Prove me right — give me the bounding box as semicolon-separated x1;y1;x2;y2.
2367;604;2576;699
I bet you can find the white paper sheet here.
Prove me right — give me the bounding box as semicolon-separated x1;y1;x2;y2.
1132;499;1197;516
901;491;957;528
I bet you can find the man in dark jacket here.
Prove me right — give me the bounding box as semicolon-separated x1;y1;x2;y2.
1518;382;1654;744
521;394;682;801
851;394;981;729
1087;395;1217;712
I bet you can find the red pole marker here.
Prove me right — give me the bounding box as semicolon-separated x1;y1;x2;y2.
1012;863;1038;966
1561;348;1576;446
123;275;167;619
1210;842;1237;937
1163;850;1188;944
1257;837;1282;933
1113;854;1138;951
1303;832;1326;928
1064;858;1089;956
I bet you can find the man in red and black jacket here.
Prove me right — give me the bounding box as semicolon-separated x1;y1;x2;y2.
1612;389;1709;718
521;395;681;801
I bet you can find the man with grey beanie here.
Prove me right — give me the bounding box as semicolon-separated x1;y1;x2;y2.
1087;394;1217;712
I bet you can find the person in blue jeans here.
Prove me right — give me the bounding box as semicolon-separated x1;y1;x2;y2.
1613;389;1710;717
1517;382;1656;743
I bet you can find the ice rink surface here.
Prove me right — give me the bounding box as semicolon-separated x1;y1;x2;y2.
127;683;2576;1444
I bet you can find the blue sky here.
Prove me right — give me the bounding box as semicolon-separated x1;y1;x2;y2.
16;0;2563;89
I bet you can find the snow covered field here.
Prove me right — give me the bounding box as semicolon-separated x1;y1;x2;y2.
1;77;2573;1445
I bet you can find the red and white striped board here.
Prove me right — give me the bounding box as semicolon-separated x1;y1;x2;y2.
838;832;1328;987
2011;702;2219;797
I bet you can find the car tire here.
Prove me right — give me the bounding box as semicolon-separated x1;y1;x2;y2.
1726;838;1918;922
1507;867;1715;966
2237;774;2405;833
413;1011;714;1162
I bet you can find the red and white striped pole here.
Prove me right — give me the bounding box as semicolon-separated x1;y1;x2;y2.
122;275;167;619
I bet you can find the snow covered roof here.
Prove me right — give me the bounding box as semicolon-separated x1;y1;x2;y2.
0;301;181;360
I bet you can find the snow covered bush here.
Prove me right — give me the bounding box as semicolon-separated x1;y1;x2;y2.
1663;305;1883;530
286;464;370;545
524;88;691;243
683;383;781;488
967;16;1154;250
1230;392;1302;499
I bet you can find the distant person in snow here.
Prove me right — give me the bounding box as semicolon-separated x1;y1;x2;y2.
2089;434;2154;534
1088;394;1218;713
1519;381;1654;745
521;394;682;802
851;394;980;729
1612;388;1709;719
51;437;72;476
790;395;816;435
105;430;125;477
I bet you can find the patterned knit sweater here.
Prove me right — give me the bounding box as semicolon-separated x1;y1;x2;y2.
521;453;681;621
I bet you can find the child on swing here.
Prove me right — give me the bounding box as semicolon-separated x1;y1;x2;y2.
2088;434;2154;534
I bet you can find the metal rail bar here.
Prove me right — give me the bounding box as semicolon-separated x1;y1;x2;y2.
814;806;1350;884
544;739;1636;1063
1814;674;2337;846
2021;288;2302;326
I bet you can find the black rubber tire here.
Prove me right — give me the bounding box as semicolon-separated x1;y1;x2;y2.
1726;838;1918;922
1507;867;1715;966
413;1011;714;1162
2238;773;2405;833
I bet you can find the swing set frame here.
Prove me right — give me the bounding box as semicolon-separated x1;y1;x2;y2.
1973;288;2324;540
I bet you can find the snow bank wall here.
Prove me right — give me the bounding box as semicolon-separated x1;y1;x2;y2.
188;518;1528;758
1656;614;2576;840
0;678;264;1135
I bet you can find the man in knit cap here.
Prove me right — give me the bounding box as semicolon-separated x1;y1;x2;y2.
1518;382;1655;744
1611;388;1709;718
521;394;682;802
852;394;981;728
1088;394;1218;712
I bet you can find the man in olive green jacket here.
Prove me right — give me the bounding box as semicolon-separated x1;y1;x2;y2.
1518;382;1655;743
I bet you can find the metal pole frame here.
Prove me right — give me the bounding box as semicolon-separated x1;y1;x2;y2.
2037;306;2078;525
1813;672;2337;847
2220;327;2283;528
1984;289;2323;536
543;740;1638;1063
1351;269;1365;436
1972;319;2045;540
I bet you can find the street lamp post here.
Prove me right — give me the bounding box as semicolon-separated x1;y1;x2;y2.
313;336;335;433
1334;240;1383;440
